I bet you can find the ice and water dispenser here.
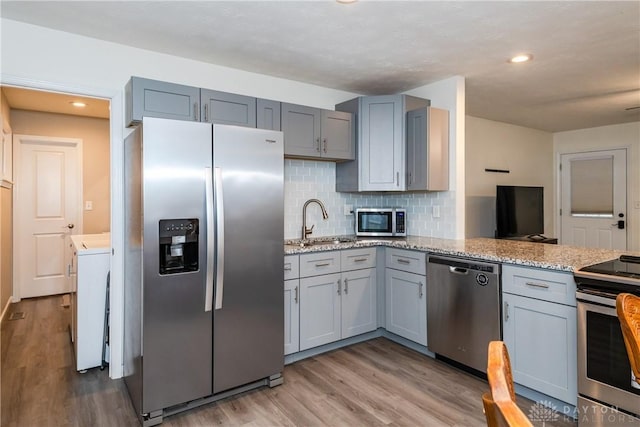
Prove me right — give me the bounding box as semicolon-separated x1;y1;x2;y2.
159;219;199;275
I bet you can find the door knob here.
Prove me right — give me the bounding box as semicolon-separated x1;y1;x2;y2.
66;224;75;229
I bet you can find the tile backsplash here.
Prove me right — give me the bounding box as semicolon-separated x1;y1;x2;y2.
284;159;456;240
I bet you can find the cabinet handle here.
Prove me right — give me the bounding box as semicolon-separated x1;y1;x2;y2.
315;262;330;267
284;265;292;271
396;172;400;187
344;278;349;294
353;258;368;262
397;258;410;265
337;279;342;295
419;281;423;298
323;138;327;153
194;102;199;121
525;281;550;289
316;137;321;153
408;172;412;186
294;286;298;304
204;104;209;122
504;302;509;322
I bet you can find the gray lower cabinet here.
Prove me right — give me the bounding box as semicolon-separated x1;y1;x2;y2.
126;76;200;126
257;99;281;131
336;95;429;191
384;248;427;345
284;255;300;355
406;107;450;191
282;103;354;161
298;248;376;351
200;89;256;127
502;265;577;405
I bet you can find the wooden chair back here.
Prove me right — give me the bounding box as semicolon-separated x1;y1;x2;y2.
483;341;533;427
616;293;640;385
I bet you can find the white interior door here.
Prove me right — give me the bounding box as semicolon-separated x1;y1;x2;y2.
560;149;627;250
14;135;82;299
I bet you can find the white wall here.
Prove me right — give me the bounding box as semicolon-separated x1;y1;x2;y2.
465;116;554;238
554;122;640;251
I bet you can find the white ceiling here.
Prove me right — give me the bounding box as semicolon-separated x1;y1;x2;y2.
2;1;639;132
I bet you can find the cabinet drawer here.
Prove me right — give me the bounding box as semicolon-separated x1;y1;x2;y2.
284;255;299;280
385;248;426;275
341;247;376;271
300;251;341;278
502;265;576;306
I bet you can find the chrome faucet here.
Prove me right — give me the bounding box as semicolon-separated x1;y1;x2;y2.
302;199;329;240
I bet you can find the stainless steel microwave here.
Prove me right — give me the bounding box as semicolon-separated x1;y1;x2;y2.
355;208;406;237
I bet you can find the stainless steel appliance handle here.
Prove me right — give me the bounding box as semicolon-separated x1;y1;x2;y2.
204;167;214;312
214;167;225;310
449;266;469;275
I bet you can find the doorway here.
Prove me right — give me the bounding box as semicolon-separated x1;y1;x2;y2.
559;149;627;250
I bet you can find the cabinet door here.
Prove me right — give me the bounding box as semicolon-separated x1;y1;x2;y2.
360;96;404;191
321;110;354;160
284;279;300;355
385;268;426;345
126;77;200;125
503;293;577;405
282;103;321;158
341;268;377;338
257;99;281;131
406;107;449;191
299;273;341;351
200;89;256;127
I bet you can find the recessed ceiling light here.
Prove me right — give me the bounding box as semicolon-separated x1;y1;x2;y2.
70;101;87;108
509;54;533;64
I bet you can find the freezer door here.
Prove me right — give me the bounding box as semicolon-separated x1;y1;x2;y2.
141;118;213;413
212;125;284;393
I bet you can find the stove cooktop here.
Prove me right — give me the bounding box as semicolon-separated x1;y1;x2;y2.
577;255;640;280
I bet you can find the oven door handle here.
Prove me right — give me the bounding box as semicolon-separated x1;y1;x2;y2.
576;291;617;308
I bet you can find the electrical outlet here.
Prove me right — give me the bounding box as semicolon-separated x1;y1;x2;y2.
85;201;93;211
344;204;353;216
432;206;440;218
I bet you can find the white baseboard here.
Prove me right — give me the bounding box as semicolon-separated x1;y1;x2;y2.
0;297;12;324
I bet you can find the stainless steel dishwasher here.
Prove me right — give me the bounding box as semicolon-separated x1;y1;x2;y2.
427;255;501;373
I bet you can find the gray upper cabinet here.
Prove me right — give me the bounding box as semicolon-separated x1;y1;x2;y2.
200;89;256;128
257;99;281;131
126;77;200;126
282;103;354;161
406;107;450;191
335;95;429;192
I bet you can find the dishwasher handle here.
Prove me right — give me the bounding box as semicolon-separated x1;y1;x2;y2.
449;266;469;275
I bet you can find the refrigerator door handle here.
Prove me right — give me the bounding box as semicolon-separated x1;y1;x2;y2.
214;167;225;310
204;167;214;312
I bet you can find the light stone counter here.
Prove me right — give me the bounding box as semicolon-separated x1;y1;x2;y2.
284;236;636;272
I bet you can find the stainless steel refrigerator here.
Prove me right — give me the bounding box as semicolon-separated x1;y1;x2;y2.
123;117;284;426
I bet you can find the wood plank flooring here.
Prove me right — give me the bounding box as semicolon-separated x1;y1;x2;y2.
1;296;577;426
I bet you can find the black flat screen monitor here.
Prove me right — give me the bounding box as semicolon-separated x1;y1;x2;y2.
496;185;544;238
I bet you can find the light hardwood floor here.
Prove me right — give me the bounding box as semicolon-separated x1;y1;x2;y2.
1;296;577;426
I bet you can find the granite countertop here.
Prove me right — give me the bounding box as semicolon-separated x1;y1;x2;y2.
284;236;635;272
